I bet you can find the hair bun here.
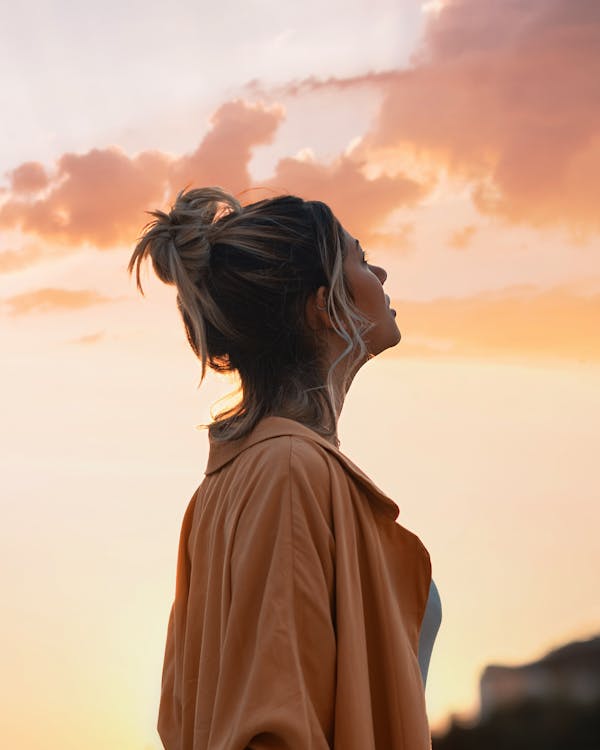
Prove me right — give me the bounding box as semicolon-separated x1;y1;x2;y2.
130;186;242;290
172;186;243;227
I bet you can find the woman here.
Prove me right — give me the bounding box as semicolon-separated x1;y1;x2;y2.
128;187;442;750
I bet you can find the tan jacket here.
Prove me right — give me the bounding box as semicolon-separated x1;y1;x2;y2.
158;415;433;750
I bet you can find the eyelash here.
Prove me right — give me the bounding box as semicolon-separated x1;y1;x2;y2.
362;253;370;265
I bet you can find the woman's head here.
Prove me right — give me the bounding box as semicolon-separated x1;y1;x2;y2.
127;186;397;444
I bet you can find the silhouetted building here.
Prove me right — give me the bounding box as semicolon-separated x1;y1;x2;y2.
479;634;600;720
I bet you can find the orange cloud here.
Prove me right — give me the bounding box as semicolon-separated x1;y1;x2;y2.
0;100;284;256
170;100;284;196
0;148;170;249
8;162;49;193
3;288;114;316
391;282;600;364
449;224;477;249
68;332;106;345
372;0;600;237
2;1;597;271
280;0;600;237
0;245;47;273
0;98;432;264
265;152;429;246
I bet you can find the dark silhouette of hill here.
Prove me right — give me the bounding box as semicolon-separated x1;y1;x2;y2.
432;696;600;750
432;633;600;750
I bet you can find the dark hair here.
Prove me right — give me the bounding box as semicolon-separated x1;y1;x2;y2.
127;186;373;444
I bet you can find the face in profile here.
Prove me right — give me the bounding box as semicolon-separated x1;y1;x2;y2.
341;227;401;357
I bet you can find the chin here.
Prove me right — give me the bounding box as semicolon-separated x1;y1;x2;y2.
385;330;402;352
384;321;402;349
361;315;401;356
366;329;401;358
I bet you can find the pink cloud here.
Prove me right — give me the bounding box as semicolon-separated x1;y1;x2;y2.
278;0;600;237
265;152;428;246
170;100;284;196
8;162;49;194
0;100;284;254
370;0;600;236
0;148;170;248
0;98;432;263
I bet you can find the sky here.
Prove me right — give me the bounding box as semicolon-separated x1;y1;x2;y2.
2;1;599;747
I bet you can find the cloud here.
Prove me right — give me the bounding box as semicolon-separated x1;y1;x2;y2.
0;97;432;265
8;162;49;193
7;0;598;270
245;69;398;99
2;0;597;276
0;148;171;249
0;245;47;273
264;151;429;246
372;0;600;237
391;282;600;364
279;0;600;237
0;100;285;258
2;288;114;316
449;224;477;249
68;331;106;345
170;99;284;196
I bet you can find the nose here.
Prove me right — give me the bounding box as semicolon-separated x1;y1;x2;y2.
376;265;387;285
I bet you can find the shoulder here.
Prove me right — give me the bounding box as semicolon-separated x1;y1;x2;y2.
288;437;334;528
236;435;334;522
235;433;332;479
289;435;332;480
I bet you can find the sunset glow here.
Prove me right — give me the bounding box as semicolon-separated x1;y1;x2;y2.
2;1;599;748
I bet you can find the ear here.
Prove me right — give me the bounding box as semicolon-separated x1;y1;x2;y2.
305;285;333;331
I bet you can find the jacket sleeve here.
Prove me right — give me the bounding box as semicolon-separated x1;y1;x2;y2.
206;437;336;750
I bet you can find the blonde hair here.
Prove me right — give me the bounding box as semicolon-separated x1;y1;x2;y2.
127;186;375;445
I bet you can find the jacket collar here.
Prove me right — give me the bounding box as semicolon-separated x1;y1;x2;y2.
204;415;400;521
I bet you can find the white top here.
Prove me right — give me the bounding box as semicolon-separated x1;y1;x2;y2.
418;578;442;688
